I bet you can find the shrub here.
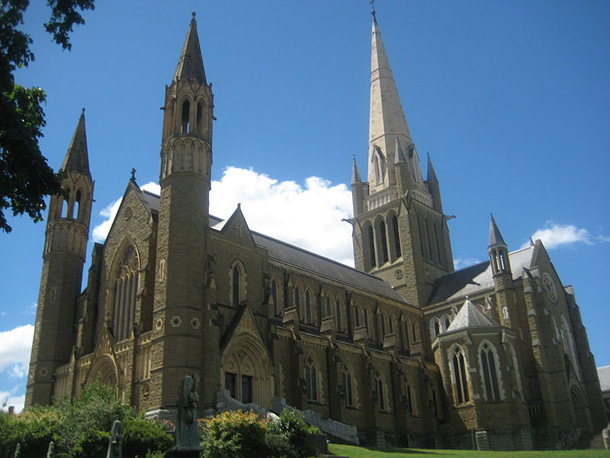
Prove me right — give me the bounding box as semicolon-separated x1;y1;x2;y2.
202;410;268;458
122;417;173;457
268;409;320;458
265;432;299;458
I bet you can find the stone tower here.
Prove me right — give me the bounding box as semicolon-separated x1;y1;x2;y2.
26;110;94;406
351;13;453;308
150;13;214;410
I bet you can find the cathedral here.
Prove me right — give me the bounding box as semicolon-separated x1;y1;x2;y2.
26;11;605;450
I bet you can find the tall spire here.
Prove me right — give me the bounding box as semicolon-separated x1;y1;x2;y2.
61;108;90;177
488;214;506;248
427;153;438;183
173;12;207;83
368;13;415;192
352;155;362;184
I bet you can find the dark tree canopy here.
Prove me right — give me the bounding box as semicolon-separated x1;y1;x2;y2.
0;0;95;233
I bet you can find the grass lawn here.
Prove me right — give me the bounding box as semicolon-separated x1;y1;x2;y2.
327;443;610;458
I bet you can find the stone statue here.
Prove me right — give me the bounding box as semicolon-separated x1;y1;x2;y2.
175;375;201;450
46;441;55;458
106;420;123;458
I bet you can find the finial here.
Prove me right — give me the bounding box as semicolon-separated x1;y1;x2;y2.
80;107;85;119
130;168;137;183
370;0;377;20
191;11;196;23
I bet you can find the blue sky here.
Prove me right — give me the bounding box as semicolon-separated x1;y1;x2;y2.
1;0;609;411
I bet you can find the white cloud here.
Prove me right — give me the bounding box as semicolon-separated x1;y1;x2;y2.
453;257;481;270
91;182;161;243
210;167;354;265
0;325;34;379
522;222;609;250
91;169;355;265
92;197;121;242
0;391;25;414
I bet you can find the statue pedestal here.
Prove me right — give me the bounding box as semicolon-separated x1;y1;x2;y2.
164;446;203;458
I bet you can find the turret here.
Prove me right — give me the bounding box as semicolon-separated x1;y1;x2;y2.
151;13;213;410
26;109;94;406
488;214;511;278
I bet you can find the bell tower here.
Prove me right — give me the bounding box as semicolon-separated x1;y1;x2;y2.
150;13;213;410
351;11;453;308
26;109;94;406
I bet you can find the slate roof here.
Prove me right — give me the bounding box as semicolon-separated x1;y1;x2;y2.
428;246;536;305
446;299;496;332
142;192;406;304
598;366;610;393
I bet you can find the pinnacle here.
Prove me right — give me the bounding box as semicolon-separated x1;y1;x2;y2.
173;14;207;83
61;110;91;177
488;214;506;247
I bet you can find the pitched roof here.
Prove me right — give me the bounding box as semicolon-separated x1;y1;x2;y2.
140;191;406;304
598;365;610;392
428;245;536;305
446;299;496;332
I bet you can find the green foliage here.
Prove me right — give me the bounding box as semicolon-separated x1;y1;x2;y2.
265;432;298;458
0;0;94;232
122;417;173;458
268;409;320;458
0;382;172;458
0;409;56;457
202;410;269;458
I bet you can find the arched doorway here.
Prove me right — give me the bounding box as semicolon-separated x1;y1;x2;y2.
221;334;273;408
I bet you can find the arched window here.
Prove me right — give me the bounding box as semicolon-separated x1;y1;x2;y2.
294;286;301;315
390;214;401;259
271;279;279;316
480;343;501;401
366;224;376;268
430;318;441;339
342;366;354;407
232;267;240;306
325;296;332;318
196;101;204;135
74;190;82;220
377;219;389;264
380;313;386;338
389;315;394;334
112;244;139;342
304;356;318;402
335;299;342;332
304;289;312;324
451;346;469;404
406;384;414;414
442;314;451;332
376;377;386;411
181;99;190;133
62;189;71;218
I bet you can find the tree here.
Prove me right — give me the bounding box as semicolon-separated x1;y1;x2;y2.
0;0;95;233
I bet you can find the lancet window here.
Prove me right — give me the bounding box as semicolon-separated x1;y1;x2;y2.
451;346;469;404
112;244;139;342
304;356;319;402
480;342;501;401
